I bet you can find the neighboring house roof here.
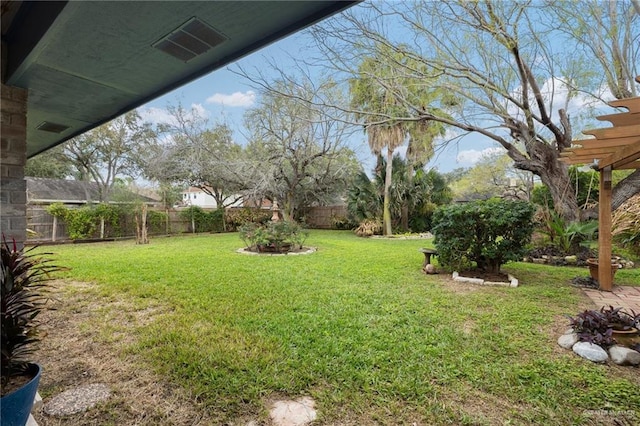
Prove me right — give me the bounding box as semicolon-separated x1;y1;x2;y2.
26;177;156;204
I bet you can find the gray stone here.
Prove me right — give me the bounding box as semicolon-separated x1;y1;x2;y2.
424;264;436;274
44;384;111;416
270;397;317;426
573;342;609;363
558;333;579;349
564;255;578;264
608;345;640;366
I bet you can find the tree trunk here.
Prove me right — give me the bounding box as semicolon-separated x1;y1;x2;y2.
285;192;294;222
135;204;149;244
612;169;640;211
510;138;580;222
538;163;581;222
52;216;57;242
383;149;393;236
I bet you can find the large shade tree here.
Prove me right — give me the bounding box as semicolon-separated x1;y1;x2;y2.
310;0;640;221
62;110;155;202
244;80;360;221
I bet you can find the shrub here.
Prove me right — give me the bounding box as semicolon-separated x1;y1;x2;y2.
179;206;224;233
238;221;308;253
147;210;168;234
330;214;354;230
354;219;382;237
612;194;640;256
432;199;535;273
568;306;639;348
225;208;272;231
46;203;121;240
1;238;61;393
535;209;598;255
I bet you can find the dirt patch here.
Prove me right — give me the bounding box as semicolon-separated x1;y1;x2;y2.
434;275;482;295
32;280;220;426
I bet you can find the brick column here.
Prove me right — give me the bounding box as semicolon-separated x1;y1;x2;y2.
1;83;28;247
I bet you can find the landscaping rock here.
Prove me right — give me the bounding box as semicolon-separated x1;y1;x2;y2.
558;333;579;349
573;342;609;363
608;345;640;366
564;255;577;264
270;397;317;426
424;264;436;274
44;384;111;416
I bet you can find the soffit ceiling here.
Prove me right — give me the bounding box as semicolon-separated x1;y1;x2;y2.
1;0;357;157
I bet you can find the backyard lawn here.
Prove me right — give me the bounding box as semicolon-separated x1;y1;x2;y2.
33;231;639;425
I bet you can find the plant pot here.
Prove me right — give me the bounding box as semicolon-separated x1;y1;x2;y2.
586;258;620;282
0;363;41;426
612;328;640;347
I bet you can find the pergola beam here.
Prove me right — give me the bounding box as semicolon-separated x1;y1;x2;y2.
583;124;640;140
597;141;640;170
560;85;640;292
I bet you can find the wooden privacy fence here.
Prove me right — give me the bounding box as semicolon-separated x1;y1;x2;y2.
304;205;348;229
26;206;190;242
26;204;349;242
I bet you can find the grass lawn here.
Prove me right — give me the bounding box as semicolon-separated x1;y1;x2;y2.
34;231;639;425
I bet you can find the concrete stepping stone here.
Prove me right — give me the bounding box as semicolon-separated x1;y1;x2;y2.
44;383;111;416
269;397;317;426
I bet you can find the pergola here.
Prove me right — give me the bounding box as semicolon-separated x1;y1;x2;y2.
560;76;640;291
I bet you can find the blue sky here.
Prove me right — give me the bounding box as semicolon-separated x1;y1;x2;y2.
138;24;501;175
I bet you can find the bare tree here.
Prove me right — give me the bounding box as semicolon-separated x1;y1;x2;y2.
146;103;247;211
244;80;360;221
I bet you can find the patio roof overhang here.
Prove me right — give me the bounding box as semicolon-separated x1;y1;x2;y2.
0;0;358;157
559;76;640;292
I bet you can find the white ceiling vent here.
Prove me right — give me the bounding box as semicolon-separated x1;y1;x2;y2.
153;17;227;62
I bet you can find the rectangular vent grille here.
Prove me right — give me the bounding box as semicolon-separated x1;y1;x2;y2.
153;17;227;62
36;121;69;134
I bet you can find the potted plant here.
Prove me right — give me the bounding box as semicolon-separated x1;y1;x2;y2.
1;238;60;426
568;306;640;349
586;257;621;282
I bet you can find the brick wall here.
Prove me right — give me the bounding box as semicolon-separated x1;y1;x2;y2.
1;83;28;246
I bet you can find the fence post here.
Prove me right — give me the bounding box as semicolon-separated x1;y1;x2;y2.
52;215;57;242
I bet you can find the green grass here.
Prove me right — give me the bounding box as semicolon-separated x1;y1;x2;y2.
41;231;640;424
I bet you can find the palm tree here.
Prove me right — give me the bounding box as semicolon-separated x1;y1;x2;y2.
350;46;446;234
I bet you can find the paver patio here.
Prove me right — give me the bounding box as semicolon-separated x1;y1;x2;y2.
582;286;640;313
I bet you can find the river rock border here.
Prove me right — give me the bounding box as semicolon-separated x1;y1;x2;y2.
557;329;640;366
452;271;518;287
236;247;317;256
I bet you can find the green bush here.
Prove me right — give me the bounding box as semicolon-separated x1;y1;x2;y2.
238;221;308;252
535;209;597;255
432;200;535;273
179;206;224;233
46;203;120;240
147;210;168;234
225;208;272;231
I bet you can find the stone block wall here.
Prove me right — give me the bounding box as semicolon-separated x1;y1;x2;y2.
1;83;28;247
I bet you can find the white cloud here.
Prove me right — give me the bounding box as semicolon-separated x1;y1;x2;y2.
456;147;503;165
206;91;256;107
138;106;175;126
190;103;208;118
